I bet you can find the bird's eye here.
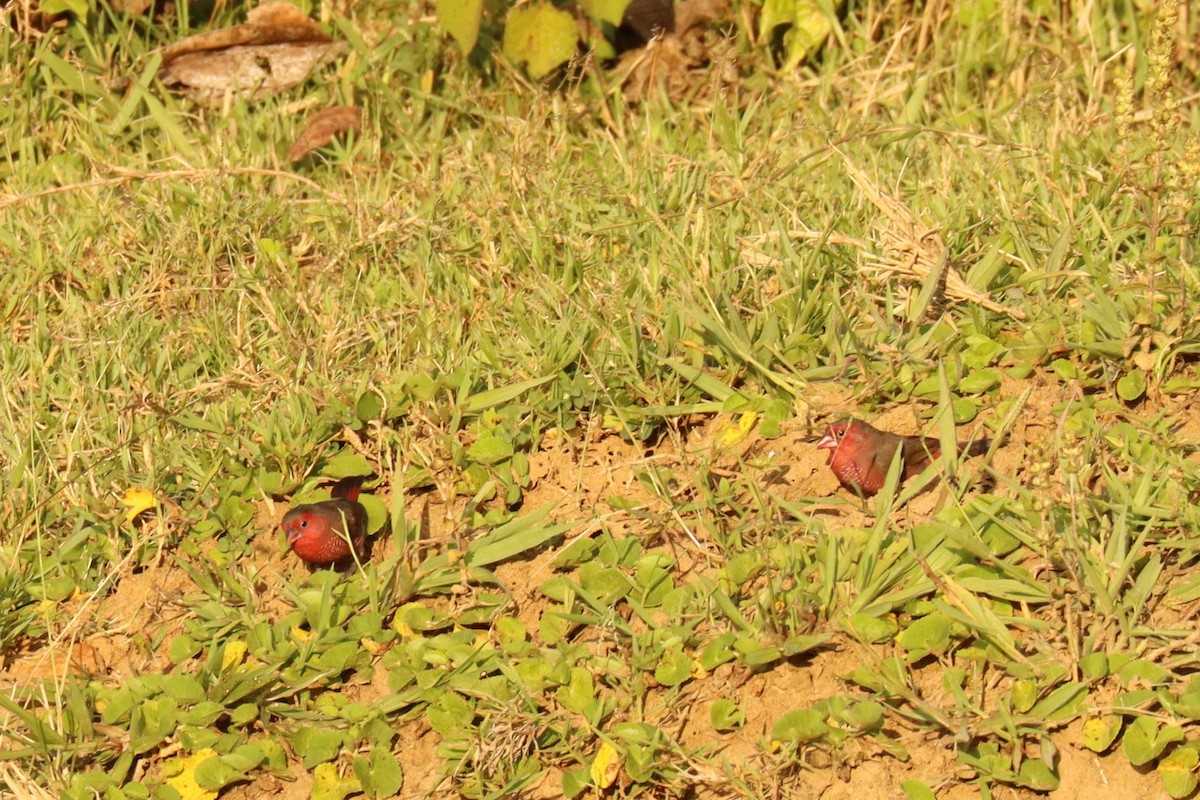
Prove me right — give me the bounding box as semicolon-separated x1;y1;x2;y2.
300;519;308;528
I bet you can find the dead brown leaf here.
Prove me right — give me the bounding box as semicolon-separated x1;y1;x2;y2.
287;105;363;162
158;1;344;107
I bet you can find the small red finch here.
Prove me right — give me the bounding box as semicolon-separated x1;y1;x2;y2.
816;418;988;498
282;478;368;566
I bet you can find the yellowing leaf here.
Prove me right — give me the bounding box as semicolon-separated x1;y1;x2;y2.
502;2;578;80
291;627;313;644
221;640;247;671
121;487;157;524
691;659;709;680
436;0;483;54
165;748;219;800
590;741;620;789
718;412;758;447
360;637;387;655
312;761;361;800
392;615;416;639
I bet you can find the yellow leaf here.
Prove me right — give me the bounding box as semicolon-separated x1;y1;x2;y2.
718;412;758;447
392;615;416;639
221;640;247;671
291;627;313;644
165;748;219;800
361;637;387;655
590;741;620;789
313;762;361;798
121;487;157;524
420;69;434;93
601;414;626;433
691;659;708;680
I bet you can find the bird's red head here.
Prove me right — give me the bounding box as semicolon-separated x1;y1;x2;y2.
282;508;316;546
817;419;854;455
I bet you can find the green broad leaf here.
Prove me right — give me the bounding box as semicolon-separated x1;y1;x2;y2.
465;506;574;567
356;390;384;422
436;0;484;54
293;727;346;768
468;433;514;465
354;746;404;798
98;687;135;725
1081;716;1123;753
551;535;600;568
710;699;745;731
230;704;258;726
901;780;937;800
759;397;792;439
897;612;953;660
134;697;178;754
1010;678;1037;713
556;667;597;715
1016;758;1059;791
578;564;632;604
495;616;530;654
738;642;782;668
1123;717;1184;766
1116;370;1147;402
194;754;248;791
699;633;737;670
321;450;373;479
846;613;899;644
580;0;634;25
1159;745;1200;799
1079;652;1109;679
356;492;388;535
396;602;451;633
771;709;829;743
951;397;978;423
561;766;591;798
782;633;831;657
179;701;225;726
426;692;476;737
962;335;1006;369
654;646;695;687
168;635;201;665
959;368;1002;394
539;609;574;645
843;699;884;732
1118;658;1170;687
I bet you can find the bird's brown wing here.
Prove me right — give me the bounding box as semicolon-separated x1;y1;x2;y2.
858;432;903;491
899;435;942;479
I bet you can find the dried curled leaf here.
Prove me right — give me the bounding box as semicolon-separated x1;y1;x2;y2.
287;105;363;162
158;1;344;107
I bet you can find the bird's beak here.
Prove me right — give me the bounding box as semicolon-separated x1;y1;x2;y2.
285;526;302;546
816;431;836;451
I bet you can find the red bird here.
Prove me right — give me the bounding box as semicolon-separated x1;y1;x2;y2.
282;478;368;566
816;418;987;498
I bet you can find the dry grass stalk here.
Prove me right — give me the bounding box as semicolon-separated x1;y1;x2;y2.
840;154;1026;320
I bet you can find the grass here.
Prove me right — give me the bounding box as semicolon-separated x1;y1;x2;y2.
2;0;1200;797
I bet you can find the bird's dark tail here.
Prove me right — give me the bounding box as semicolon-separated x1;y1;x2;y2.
330;476;366;503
